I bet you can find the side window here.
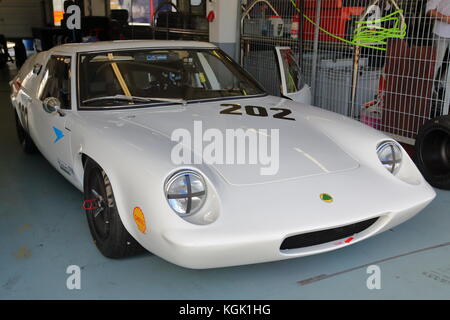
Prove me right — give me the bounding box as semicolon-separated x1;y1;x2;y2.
39;56;72;109
279;49;303;93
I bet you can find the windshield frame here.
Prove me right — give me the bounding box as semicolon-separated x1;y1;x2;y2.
76;47;267;110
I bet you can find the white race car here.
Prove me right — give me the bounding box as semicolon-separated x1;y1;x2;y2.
10;40;435;269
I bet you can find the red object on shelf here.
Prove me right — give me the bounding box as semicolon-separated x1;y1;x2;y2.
291;14;300;39
302;0;366;43
207;10;215;22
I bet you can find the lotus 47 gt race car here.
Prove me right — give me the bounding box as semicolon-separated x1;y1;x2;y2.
10;40;435;268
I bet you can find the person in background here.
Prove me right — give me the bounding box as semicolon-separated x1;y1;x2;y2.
427;0;450;111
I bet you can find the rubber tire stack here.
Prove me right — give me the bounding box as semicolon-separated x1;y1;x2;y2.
415;115;450;190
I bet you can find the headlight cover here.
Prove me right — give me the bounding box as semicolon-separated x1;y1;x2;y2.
165;170;207;216
377;141;403;175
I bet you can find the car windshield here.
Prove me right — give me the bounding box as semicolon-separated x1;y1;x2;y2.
78;48;265;108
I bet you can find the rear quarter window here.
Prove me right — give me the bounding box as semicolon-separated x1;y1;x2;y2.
18;52;47;95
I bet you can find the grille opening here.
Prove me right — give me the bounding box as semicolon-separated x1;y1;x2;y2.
280;218;379;251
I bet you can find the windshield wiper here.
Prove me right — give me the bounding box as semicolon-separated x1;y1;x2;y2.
82;95;150;104
148;97;188;105
82;95;187;106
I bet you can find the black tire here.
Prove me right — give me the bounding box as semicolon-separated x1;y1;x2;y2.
83;159;145;258
415;115;450;190
14;40;26;69
15;112;37;154
0;54;7;68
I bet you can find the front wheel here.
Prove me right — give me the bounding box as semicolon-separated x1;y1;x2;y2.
83;159;145;258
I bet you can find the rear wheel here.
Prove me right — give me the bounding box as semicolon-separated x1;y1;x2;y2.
15;112;37;154
83;159;145;258
0;54;7;68
415;115;450;189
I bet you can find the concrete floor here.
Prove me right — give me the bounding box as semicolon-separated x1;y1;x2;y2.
0;64;449;300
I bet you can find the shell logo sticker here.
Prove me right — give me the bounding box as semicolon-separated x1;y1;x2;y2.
133;207;147;234
320;193;333;203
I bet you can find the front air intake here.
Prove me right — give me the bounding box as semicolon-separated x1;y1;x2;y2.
280;218;378;250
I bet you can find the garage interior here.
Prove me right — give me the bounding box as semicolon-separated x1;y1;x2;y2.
1;0;450;299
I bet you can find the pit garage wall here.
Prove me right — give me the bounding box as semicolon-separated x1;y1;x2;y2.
208;0;240;60
0;0;46;38
240;0;446;145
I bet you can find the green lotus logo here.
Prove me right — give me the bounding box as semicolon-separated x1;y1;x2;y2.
320;193;333;203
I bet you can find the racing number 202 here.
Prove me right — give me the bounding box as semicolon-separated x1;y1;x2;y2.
220;104;295;121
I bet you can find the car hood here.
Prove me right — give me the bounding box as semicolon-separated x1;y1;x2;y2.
111;96;359;185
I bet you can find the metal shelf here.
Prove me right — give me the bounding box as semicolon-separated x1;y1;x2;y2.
240;35;354;51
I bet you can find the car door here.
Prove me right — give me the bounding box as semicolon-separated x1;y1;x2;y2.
275;46;312;105
34;54;76;179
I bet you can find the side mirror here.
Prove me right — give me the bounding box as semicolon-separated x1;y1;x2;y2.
43;97;64;116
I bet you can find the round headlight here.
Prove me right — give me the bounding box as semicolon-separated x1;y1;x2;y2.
377;141;402;175
165;170;206;216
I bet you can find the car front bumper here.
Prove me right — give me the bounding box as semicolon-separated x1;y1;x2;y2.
129;163;436;269
155;194;434;269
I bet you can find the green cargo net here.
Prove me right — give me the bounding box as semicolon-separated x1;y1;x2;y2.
290;0;406;51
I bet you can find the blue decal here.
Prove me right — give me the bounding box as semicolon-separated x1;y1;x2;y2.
53;127;64;143
147;55;168;61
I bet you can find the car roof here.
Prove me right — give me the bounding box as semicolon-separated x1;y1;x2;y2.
50;40;218;54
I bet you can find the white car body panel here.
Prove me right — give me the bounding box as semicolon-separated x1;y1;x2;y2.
10;40;436;268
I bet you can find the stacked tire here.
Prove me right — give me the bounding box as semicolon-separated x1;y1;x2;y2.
415;115;450;190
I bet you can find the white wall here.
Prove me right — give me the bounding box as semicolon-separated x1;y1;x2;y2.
207;0;240;59
207;0;239;44
0;0;45;38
